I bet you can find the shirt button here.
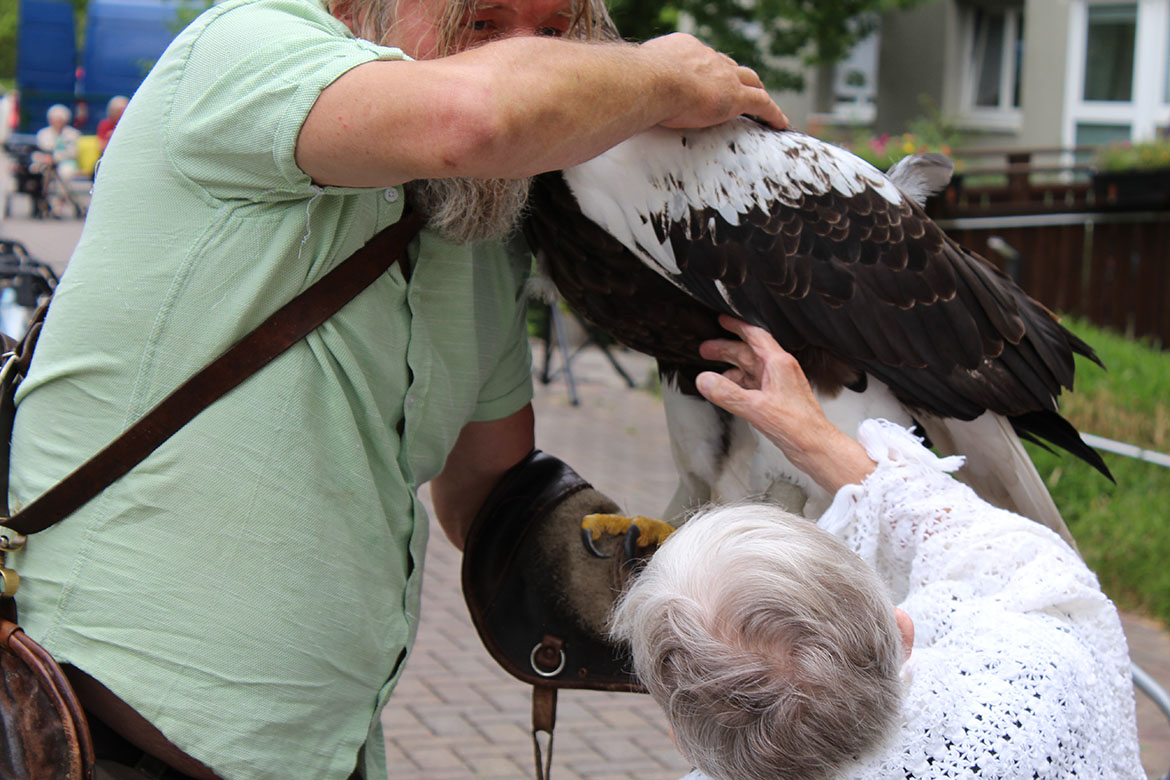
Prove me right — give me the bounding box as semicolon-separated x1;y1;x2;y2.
384;188;399;203
405;393;416;408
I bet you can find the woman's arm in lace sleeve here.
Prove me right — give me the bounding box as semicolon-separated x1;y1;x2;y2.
816;419;1094;602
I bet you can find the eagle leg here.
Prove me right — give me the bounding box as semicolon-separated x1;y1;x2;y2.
581;513;675;558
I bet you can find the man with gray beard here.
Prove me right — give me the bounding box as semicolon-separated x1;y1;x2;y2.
404;174;534;246
4;0;785;777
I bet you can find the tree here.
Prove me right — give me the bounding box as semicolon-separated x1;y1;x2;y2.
609;0;931;92
0;0;18;83
0;0;89;83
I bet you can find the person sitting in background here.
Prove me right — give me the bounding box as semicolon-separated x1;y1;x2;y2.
34;103;81;180
34;103;84;215
610;315;1144;780
96;95;128;153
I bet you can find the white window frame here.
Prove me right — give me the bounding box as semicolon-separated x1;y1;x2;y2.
1063;0;1170;145
958;2;1024;131
827;27;880;124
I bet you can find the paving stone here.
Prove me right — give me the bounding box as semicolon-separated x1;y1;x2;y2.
380;743;417;772
474;721;532;744
413;711;479;738
389;768;472;780
403;746;470;772
456;752;529;777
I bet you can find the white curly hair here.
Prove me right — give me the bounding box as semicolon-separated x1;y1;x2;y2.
610;503;905;780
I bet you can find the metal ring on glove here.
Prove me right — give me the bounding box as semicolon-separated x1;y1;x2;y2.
530;642;566;678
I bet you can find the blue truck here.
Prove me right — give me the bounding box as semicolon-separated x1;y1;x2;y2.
13;0;77;134
14;0;186;133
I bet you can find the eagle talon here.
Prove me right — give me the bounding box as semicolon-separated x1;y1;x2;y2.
581;513;676;559
581;527;612;558
622;523;642;564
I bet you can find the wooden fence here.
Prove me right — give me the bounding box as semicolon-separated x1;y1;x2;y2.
924;146;1170;348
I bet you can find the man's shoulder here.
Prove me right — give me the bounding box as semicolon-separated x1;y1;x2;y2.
193;0;347;37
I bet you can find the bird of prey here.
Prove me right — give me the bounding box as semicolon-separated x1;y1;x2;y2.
524;117;1109;547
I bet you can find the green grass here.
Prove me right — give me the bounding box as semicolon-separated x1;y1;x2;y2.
1023;317;1170;628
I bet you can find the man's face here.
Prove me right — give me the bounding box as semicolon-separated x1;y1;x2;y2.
387;0;573;59
342;0;576;243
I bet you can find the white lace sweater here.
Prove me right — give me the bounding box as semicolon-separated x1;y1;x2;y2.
683;420;1143;780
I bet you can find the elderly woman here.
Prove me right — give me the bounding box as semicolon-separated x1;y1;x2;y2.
610;315;1144;780
33;103;82;216
96;95;129;153
34;103;81;178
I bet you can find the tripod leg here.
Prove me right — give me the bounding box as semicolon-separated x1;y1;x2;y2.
549;304;580;406
539;303;554;385
599;341;637;388
572;312;637;388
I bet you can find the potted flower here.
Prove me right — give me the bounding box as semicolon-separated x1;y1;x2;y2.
1093;137;1170;209
848;132;961;174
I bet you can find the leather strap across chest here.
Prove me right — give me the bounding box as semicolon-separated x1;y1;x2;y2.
0;211;424;536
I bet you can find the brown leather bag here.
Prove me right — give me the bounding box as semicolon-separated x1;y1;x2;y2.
0;615;95;780
462;449;647;780
0;212;422;780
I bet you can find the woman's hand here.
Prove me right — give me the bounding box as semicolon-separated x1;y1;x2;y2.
695;315;876;493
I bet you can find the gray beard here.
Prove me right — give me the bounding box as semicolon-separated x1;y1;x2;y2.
404;176;533;245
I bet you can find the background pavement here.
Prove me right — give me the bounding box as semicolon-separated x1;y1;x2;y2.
1;194;1167;779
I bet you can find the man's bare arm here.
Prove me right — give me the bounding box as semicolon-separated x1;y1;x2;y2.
430;403;536;550
296;34;787;187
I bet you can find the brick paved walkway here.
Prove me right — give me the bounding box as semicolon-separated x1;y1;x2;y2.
387;344;1170;780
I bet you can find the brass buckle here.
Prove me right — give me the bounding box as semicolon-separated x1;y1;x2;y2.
0;529;26;552
0;528;26;598
0;567;17;598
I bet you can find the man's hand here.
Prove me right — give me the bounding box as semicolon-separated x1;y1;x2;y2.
695;315;875;493
639;34;787;131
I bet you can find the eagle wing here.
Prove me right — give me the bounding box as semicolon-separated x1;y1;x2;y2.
528;118;1108;477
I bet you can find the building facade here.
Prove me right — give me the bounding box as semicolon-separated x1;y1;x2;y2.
797;0;1169;151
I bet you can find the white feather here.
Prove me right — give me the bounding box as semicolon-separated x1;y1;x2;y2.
562;119;903;288
885;153;955;207
713;280;740;315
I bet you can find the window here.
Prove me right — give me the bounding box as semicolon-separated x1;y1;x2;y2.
1165;8;1170;104
961;2;1024;126
1083;3;1137;101
1075;122;1133;146
831;27;879;122
1064;0;1170;146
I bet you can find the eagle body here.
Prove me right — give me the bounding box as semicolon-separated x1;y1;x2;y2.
524;119;1107;537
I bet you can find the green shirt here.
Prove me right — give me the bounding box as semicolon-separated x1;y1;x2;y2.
7;1;533;778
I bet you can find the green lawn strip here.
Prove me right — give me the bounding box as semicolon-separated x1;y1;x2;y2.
1027;318;1170;628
